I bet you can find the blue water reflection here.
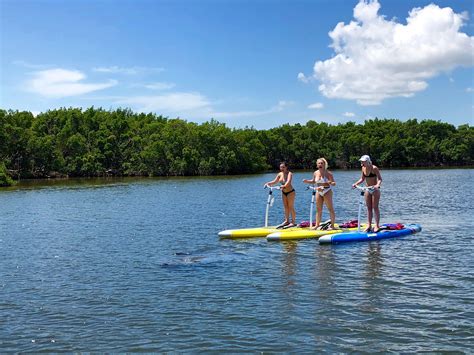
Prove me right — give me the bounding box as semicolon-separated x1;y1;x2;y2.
0;169;473;351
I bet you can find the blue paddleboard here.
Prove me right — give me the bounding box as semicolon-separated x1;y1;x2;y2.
319;224;422;244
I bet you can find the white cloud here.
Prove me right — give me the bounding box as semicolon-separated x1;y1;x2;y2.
466;87;473;92
308;102;324;109
144;82;176;90
343;112;355;117
26;69;117;98
117;92;211;113
304;0;474;105
116;92;291;120
13;60;50;69
297;72;309;83
93;66;164;75
212;101;290;119
276;100;293;109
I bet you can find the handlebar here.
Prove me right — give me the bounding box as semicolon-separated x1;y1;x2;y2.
264;185;281;191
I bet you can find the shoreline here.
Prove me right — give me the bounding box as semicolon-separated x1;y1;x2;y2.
2;166;472;190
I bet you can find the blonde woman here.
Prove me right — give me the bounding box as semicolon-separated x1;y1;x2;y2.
303;158;336;230
264;162;296;228
352;155;383;232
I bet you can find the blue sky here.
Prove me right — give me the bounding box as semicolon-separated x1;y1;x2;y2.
1;0;473;129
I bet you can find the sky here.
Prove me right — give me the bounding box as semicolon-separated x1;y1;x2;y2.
1;0;473;129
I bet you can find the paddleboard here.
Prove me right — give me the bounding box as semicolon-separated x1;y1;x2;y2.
218;225;299;239
266;224;366;241
319;224;422;244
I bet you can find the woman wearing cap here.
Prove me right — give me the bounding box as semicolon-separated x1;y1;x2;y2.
303;158;336;230
352;155;383;232
264;162;296;228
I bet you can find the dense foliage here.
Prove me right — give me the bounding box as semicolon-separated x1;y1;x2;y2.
0;161;14;186
0;107;472;184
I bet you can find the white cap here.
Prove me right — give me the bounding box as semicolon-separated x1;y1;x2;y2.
359;155;371;162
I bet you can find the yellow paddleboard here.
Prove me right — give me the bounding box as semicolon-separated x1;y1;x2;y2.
266;224;367;241
218;225;299;239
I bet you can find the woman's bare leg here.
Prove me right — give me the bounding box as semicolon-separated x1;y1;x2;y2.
282;195;289;224
315;193;324;228
365;191;373;231
373;190;381;231
324;190;336;228
287;192;296;224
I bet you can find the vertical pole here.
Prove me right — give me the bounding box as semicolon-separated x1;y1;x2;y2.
358;189;364;232
265;189;273;227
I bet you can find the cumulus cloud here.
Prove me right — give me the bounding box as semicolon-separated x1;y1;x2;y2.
303;0;474;105
26;68;117;98
343;112;356;117
308;102;324;109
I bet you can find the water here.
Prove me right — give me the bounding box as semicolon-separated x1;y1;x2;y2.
0;170;473;352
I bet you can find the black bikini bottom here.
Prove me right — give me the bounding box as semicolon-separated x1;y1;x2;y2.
282;189;295;197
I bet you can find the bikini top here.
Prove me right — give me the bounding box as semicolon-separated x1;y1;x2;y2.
363;168;377;178
316;176;329;183
316;177;331;187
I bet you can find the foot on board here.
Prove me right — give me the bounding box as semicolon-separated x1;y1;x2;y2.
276;221;289;229
318;220;332;230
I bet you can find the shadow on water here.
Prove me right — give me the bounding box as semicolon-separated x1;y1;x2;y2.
365;242;383;279
314;246;338;299
282;242;298;291
356;242;386;315
160;248;248;269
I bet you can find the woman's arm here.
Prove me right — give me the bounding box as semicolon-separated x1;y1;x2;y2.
265;172;282;187
327;171;336;186
374;166;382;188
352;172;365;188
303;171;317;184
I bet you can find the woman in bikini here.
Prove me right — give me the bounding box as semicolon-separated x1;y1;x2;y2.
264;162;296;228
352;155;383;232
303;158;336;230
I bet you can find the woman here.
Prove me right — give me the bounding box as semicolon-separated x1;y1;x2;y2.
264;162;296;228
303;158;336;230
352;155;382;232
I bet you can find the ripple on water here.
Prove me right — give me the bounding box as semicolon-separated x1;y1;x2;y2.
0;171;473;351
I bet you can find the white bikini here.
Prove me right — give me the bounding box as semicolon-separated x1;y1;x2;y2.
316;177;332;196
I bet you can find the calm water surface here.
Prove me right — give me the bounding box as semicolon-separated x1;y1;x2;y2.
1;170;473;352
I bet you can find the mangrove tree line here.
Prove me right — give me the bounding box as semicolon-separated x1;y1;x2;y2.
0;107;472;184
